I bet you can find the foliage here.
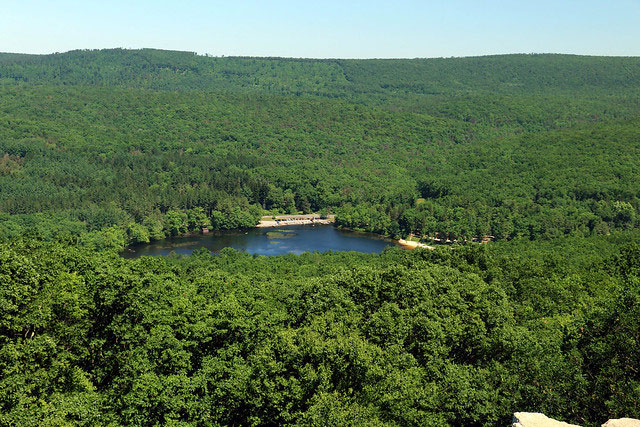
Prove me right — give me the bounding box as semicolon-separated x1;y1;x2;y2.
1;49;640;424
0;238;639;425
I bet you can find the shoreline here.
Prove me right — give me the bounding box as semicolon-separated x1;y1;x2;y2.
257;214;336;228
337;225;436;250
125;215;438;254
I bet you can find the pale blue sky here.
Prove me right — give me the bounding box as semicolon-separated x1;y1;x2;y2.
2;0;639;58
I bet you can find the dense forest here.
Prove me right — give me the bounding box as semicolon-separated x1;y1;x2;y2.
2;51;640;245
2;235;640;425
1;49;640;425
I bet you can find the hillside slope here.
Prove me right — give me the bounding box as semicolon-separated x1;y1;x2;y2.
0;49;639;243
2;49;640;99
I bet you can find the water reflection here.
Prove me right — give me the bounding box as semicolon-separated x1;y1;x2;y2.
122;224;400;258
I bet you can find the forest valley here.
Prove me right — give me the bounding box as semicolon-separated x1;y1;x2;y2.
0;49;640;425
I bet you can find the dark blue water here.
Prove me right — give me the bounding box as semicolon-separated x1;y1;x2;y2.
121;224;400;258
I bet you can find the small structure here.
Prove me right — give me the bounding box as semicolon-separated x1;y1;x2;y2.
201;227;209;234
480;235;494;244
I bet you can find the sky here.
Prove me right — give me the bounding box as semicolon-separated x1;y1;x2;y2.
1;0;639;58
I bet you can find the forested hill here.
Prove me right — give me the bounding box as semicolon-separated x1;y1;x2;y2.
2;49;640;101
1;49;640;245
3;49;640;425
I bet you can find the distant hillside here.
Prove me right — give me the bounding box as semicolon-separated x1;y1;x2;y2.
1;48;640;242
1;49;640;101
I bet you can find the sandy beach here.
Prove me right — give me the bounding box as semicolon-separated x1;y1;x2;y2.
397;239;435;250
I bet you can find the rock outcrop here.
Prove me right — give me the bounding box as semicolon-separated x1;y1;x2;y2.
602;419;640;427
513;412;580;427
513;412;640;427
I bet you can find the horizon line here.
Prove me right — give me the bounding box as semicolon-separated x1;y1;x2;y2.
2;47;640;61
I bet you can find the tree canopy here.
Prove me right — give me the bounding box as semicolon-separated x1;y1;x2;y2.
1;49;640;425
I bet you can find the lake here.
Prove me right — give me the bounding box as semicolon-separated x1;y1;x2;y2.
121;224;401;258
